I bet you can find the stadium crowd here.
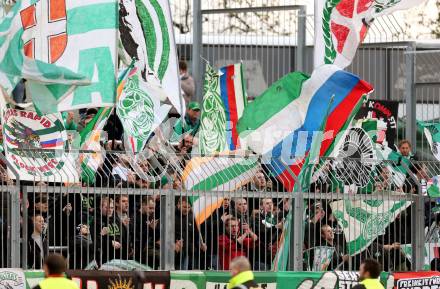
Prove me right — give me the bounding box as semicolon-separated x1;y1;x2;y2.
0;65;439;272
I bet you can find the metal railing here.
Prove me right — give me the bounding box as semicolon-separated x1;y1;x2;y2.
1;148;440;272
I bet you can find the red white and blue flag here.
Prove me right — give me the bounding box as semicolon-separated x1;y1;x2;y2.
219;64;247;150
237;65;373;191
199;63;247;154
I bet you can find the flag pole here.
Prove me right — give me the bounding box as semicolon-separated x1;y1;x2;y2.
112;0;119;151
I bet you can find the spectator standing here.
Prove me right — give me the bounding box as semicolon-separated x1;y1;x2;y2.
179;60;195;104
320;224;349;270
218;217;257;270
115;194;133;260
91;197;120;265
175;197;206;269
70;224;93;269
170;102;201;144
352;259;384;289
251;198;282;269
135;196;160;267
28;215;48;269
201;197;232;269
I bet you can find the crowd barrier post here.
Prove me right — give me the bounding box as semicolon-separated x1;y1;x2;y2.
404;43;417;153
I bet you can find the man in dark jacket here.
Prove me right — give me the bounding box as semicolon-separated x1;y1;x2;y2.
28;215;48;269
134;196;160;268
320;224;349;270
91;197;121;265
251;198;282;269
228;256;260;289
175;197;206;269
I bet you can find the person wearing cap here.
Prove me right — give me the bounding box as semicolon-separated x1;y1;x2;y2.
170;102;201;143
32;254;79;289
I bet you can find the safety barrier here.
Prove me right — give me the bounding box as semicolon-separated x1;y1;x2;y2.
3;269;440;289
1;148;440;272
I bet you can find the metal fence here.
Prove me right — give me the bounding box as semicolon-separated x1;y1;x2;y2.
1;148;439;272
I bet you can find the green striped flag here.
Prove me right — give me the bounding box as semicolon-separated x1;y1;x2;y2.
78;107;111;185
119;0;184;115
22;0;118;115
182;153;259;227
329;199;411;255
78;65;133;184
418;121;440;162
0;0;90;96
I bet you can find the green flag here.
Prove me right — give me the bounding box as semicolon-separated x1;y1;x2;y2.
23;0;118;114
329;199;411;255
0;0;90;94
418;121;440;162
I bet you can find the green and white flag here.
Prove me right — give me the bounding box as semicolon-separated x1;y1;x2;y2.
418;121;440;162
78;107;111;185
0;0;91;96
23;0;118;114
329;199;411;255
199;64;226;155
182;153;259;227
401;243;440;270
2;107;78;182
312;246;335;272
79;64;135;184
116;66;171;154
119;0;184;115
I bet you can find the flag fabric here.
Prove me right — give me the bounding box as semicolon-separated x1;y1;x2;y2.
329;199;411;255
427;176;440;198
78;64;136;184
182;154;259;226
0;0;90;95
401;243;440;270
237;65;373;191
22;0;118;114
116;66;171;154
418;121;440;162
2;107;78;182
312;246;335;271
119;0;184;115
272;211;292;271
199;63;247;155
78;107;111;184
314;0;427;69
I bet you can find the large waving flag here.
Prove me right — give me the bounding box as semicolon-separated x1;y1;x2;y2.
182;153;259;226
22;0;118;114
314;0;427;69
116;66;171;154
330;199;411;255
119;0;184;115
199;63;247;155
237;65;373;191
0;0;90;95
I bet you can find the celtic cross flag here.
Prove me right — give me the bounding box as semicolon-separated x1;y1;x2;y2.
116;66;171;154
